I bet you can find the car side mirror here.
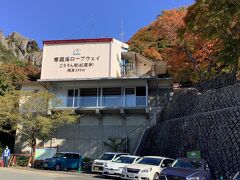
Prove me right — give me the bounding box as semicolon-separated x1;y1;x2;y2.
161;164;166;168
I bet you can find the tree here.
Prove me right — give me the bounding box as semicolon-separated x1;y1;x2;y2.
143;47;162;61
0;91;79;154
185;0;240;72
0;91;20;132
166;33;229;83
103;137;127;152
128;8;187;57
128;6;238;83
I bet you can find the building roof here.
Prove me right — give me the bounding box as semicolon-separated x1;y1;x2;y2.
43;38;114;45
38;77;151;82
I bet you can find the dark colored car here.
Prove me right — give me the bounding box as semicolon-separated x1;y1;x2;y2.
43;152;82;171
159;157;211;180
232;172;240;180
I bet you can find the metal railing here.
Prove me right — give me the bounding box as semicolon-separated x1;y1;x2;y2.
194;73;237;91
51;96;147;108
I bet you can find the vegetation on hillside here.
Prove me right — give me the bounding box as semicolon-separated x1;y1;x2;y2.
0;39;40;95
0;43;19;63
128;3;239;83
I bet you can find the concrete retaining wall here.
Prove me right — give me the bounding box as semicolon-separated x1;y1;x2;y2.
44;114;147;158
136;82;240;179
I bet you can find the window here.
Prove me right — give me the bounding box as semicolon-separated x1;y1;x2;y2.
136;87;146;106
125;88;135;107
67;89;78;107
68;89;78;97
80;88;97;96
161;159;174;168
125;88;134;95
102;87;121;95
53;153;64;158
99;153;115;160
137;157;162;166
79;88;97;107
172;159;202;170
121;59;134;76
102;87;122;106
113;156;136;164
64;154;72;159
136;87;146;96
72;154;80;159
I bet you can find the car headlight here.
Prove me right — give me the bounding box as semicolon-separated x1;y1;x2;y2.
188;177;200;180
141;168;152;172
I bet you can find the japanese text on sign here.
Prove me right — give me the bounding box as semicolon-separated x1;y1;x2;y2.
53;56;101;73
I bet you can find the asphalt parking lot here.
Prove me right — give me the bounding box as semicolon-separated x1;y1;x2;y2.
0;167;109;180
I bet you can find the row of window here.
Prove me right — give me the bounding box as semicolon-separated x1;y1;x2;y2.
61;87;147;108
67;87;146;97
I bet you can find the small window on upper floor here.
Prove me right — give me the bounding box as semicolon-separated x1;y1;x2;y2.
121;59;134;76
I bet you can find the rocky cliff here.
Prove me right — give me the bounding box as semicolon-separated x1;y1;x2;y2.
0;31;42;66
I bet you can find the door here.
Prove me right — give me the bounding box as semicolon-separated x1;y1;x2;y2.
62;153;75;169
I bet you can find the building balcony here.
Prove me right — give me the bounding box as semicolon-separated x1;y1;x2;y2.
51;95;147;109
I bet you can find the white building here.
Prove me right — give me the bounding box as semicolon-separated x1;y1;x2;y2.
18;38;171;158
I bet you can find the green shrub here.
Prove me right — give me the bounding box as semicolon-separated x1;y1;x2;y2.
16;156;30;166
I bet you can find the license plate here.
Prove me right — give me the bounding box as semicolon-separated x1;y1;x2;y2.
94;167;99;170
128;173;134;178
109;170;114;174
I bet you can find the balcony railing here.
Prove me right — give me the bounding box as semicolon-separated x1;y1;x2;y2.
51;95;147;108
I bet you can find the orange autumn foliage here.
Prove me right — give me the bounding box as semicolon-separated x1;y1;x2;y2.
128;7;227;83
143;47;162;61
0;63;40;83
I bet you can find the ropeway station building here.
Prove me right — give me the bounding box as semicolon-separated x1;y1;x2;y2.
18;38;171;158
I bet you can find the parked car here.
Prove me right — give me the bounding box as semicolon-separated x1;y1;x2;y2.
43;152;82;171
102;155;140;177
91;152;128;173
121;156;174;180
232;172;240;180
159;157;211;180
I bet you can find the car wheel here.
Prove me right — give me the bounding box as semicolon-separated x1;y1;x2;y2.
54;164;61;171
153;173;159;180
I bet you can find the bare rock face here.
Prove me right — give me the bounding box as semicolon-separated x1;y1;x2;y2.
0;31;42;66
0;32;8;49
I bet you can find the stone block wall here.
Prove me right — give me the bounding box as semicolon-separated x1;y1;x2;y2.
136;82;240;179
161;83;240;120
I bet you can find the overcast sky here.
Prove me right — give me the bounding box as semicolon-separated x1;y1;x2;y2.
0;0;194;46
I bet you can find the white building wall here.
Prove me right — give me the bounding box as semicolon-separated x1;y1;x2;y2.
44;114;147;158
110;39;127;77
41;39;128;80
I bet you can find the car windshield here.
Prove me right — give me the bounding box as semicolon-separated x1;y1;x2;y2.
53;153;64;158
113;156;136;164
137;157;162;166
172;159;202;170
99;153;115;160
